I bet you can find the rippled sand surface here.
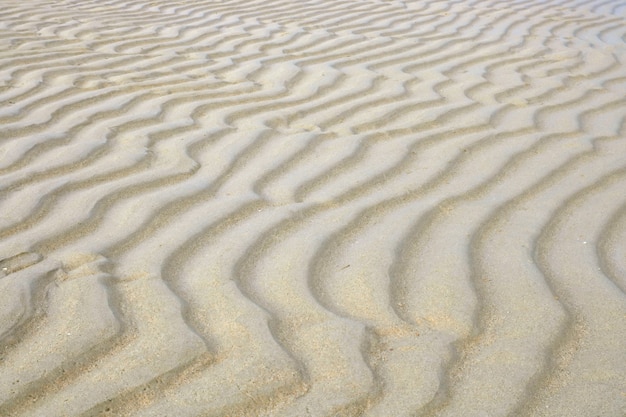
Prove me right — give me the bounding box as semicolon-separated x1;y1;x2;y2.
1;0;625;416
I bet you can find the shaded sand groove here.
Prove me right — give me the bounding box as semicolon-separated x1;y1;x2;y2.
0;0;625;416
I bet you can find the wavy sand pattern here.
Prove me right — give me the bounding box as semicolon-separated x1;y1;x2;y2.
1;0;625;415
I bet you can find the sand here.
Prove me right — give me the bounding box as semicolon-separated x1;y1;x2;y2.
0;0;625;416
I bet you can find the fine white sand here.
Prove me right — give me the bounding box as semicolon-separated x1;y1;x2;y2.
1;0;625;416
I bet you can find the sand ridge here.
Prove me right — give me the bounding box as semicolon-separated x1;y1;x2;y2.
0;0;625;416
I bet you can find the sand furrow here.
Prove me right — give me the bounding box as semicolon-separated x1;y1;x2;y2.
598;203;626;294
1;0;625;416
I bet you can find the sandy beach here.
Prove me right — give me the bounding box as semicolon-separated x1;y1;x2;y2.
0;0;625;415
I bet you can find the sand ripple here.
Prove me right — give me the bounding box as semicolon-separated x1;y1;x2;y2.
1;0;625;416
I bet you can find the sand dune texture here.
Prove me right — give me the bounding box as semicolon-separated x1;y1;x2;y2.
1;0;626;415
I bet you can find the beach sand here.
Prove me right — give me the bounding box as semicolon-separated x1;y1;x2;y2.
0;0;625;415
